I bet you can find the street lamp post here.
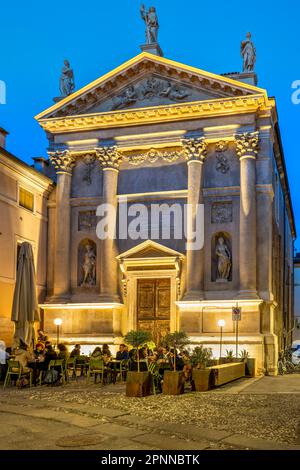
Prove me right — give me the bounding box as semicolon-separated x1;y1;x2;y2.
54;318;62;347
217;319;226;359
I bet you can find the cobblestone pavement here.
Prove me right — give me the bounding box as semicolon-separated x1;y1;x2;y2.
0;376;299;450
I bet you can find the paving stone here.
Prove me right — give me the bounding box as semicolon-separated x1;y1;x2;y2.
223;434;300;450
117;415;231;442
91;422;147;439
1;405;101;428
131;433;210;450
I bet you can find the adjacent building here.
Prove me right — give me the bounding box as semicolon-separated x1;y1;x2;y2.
294;252;300;341
0;129;53;344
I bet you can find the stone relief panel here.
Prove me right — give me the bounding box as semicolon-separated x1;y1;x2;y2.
78;211;97;232
85;75;218;114
71;157;103;198
77;239;97;287
211;202;233;224
203;142;239;189
215;141;230;174
118;163;188;194
211;232;232;282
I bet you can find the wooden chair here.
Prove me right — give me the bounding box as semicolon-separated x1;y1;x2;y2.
86;358;105;384
3;360;33;389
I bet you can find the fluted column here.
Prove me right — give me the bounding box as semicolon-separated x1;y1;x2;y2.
49;150;75;299
235;132;259;298
182;138;208;300
96;146;122;302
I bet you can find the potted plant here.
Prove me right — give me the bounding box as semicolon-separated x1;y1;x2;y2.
191;346;213;392
124;330;152;397
162;331;190;395
225;349;234;363
239;349;257;377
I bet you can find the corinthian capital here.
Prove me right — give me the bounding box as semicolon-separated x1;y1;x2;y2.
235;132;259;159
48;150;75;174
182;137;208;162
96;146;122;170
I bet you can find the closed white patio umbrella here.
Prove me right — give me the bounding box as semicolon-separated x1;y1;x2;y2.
11;242;40;348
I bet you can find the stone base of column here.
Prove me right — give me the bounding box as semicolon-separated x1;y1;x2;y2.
182;290;204;301
264;333;279;376
99;293;121;304
235;289;259;300
50;294;71;303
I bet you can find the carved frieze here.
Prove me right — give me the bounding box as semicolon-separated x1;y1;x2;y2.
211;202;232;224
78;211;97;232
123;148;184;166
111;77;190;110
215;141;230;174
235;132;259;158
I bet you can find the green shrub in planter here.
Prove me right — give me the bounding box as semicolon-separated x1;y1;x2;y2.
191;346;213;392
124;330;152;397
162;331;190;395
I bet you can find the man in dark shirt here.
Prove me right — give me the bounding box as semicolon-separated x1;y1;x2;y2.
116;344;129;361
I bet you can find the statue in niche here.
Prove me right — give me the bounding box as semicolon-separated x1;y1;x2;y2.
140;4;159;44
215;237;231;281
59;60;75;97
241;32;256;72
81;243;96;286
82;155;96;185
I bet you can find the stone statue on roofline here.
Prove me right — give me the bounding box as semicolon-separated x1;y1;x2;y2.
241;32;256;72
59;59;75;97
140;4;159;44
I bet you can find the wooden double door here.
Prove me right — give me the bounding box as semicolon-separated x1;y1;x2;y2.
137;278;171;345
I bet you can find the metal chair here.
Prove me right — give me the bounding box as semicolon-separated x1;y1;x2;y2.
65;357;76;381
47;359;66;385
3;360;33;389
86;358;105;384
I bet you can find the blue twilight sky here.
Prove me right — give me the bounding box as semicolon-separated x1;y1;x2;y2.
0;0;299;248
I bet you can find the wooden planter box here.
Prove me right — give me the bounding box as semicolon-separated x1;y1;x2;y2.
192;369;212;392
126;371;151;397
162;371;185;395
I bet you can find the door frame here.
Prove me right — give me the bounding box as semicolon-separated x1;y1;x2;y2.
127;269;178;333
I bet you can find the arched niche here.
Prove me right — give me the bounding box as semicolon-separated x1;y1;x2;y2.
211;232;232;282
77;238;97;287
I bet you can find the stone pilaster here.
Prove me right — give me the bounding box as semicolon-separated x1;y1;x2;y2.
96;146;122;302
49;150;75;299
235;132;259;298
182;138;208;300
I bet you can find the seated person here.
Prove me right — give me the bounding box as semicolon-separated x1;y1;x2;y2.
34;342;45;361
70;344;81;358
91;347;102;359
168;348;185;371
102;344;112;365
0;340;9;381
129;348;148;372
57;343;69;360
41;342;58;370
37;329;48;342
14;340;34;373
116;344;129;361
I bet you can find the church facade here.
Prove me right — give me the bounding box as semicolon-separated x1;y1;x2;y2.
1;47;295;375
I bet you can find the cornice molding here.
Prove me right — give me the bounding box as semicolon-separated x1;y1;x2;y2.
37;94;268;134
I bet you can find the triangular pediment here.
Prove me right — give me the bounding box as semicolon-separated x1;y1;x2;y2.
36;53;267;120
117;240;184;260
